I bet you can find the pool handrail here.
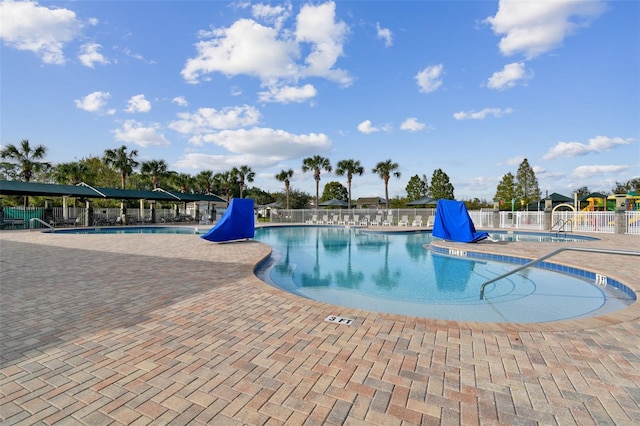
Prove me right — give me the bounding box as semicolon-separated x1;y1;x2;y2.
29;217;53;230
479;247;640;300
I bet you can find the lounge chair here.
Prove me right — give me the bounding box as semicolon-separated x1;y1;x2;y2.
328;214;339;225
338;215;348;225
426;216;435;228
412;215;423;227
370;215;381;226
360;215;370;226
398;215;409;226
382;214;393;226
306;214;317;224
321;215;329;224
348;215;359;226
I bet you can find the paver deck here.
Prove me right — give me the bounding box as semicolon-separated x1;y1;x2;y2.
1;227;639;425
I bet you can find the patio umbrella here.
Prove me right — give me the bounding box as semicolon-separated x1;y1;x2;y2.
406;196;438;206
319;198;348;208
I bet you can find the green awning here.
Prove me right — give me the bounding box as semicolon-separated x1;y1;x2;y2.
0;180;227;203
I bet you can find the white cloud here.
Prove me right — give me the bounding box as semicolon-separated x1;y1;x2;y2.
181;1;351;98
169;105;261;141
542;136;634;160
258;84;317;103
114;120;170;147
571;164;630;179
357;120;379;134
78;42;109;68
74;91;111;113
0;0;84;64
172;96;188;107
487;62;532;90
295;1;350;84
400;117;426;132
485;0;606;59
182;19;297;84
453;107;513;120
376;22;392;47
251;2;292;31
501;156;525;167
125;94;151;113
415;64;443;93
199;127;331;157
174;127;332;171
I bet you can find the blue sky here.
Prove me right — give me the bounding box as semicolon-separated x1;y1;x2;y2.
1;0;638;201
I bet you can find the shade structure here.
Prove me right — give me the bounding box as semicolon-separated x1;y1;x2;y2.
406;196;438;206
319;198;348;207
0;180;226;203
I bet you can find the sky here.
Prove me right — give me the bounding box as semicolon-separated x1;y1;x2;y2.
1;0;638;202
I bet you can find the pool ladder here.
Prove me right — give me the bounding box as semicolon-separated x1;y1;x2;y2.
551;218;572;233
479;247;640;300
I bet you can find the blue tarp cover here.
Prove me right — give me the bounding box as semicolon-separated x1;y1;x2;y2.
201;198;255;242
432;199;489;243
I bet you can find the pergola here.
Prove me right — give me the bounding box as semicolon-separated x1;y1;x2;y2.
0;180;227;225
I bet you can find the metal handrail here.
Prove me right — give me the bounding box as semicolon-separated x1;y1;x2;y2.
29;217;53;230
479;247;640;299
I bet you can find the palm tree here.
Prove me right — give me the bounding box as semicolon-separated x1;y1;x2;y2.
0;139;50;182
103;145;139;189
195;170;215;193
232;165;255;198
372;159;401;209
302;155;332;209
335;159;364;209
140;159;169;189
215;171;235;202
1;139;50;207
275;169;294;209
52;161;90;185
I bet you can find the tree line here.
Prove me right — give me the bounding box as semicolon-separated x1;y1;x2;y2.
2;139;637;210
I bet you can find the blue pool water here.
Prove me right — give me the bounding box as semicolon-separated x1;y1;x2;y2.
254;227;633;323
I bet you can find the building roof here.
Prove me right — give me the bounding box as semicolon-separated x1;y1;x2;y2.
0;180;226;203
355;197;386;205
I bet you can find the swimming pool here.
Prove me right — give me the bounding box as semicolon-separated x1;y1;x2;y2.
254;227;634;323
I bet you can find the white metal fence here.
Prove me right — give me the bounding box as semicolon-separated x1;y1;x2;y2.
3;205;639;235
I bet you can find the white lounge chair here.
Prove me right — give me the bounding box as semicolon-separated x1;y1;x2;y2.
329;214;339;225
360;215;370;226
306;214;317;224
321;215;329;224
338;215;348;225
412;215;423;227
426;216;435;228
370;215;382;226
382;214;393;226
348;215;359;226
398;215;409;226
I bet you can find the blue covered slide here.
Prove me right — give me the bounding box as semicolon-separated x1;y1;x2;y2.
201;198;255;242
432;199;489;243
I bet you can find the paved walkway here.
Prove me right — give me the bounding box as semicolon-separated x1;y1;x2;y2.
1;227;639;425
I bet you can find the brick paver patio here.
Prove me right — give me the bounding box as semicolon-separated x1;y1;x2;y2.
1;227;639;425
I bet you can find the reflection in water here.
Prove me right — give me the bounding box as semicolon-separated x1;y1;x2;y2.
300;229;331;287
431;253;476;292
334;237;364;289
405;233;428;261
371;242;401;289
321;227;348;253
354;232;386;251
